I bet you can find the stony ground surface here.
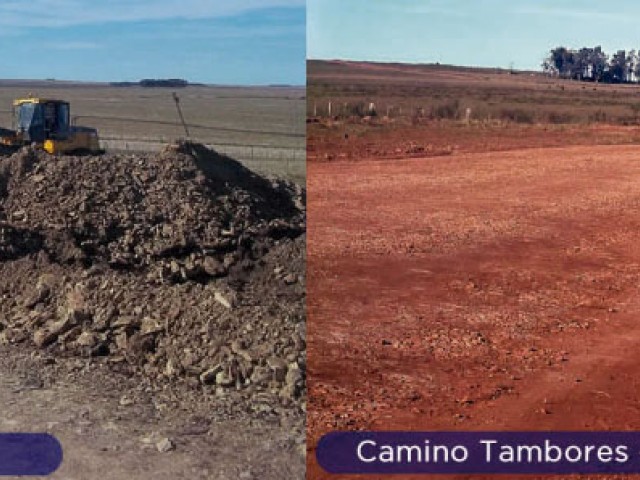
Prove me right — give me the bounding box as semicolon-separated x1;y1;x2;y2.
0;347;304;479
308;143;640;480
0;142;306;478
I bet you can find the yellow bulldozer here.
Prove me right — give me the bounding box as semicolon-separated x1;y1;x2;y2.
0;98;101;154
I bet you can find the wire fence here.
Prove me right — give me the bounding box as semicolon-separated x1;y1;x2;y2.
0;109;306;183
74;114;305;139
100;136;305;183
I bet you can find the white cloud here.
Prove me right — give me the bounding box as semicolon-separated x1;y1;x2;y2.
0;0;304;27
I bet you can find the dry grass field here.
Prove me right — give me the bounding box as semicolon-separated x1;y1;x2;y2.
308;59;640;125
0;81;306;181
308;60;640;165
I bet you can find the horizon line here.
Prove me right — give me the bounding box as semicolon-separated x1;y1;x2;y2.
307;57;542;73
0;78;305;88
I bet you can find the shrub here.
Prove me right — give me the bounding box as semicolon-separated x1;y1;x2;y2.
431;99;460;120
499;108;535;124
588;110;607;123
343;102;377;118
546;111;576;124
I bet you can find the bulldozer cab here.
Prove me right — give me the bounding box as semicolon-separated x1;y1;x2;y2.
13;99;70;144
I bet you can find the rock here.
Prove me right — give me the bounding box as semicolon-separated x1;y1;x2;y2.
23;284;50;308
12;210;26;221
33;315;78;348
235;349;254;363
112;317;136;331
266;357;288;382
156;438;175;453
126;333;155;362
183;259;202;279
203;256;224;276
215;371;235;387
279;383;297;400
33;329;55;348
199;365;223;385
65;307;91;325
250;366;271;386
66;287;87;314
76;331;97;348
170;261;180;275
37;274;56;289
114;332;128;351
214;291;233;309
164;359;179;377
230;339;244;353
286;364;303;386
140;317;163;335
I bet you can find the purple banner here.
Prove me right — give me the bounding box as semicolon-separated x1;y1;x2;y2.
0;433;62;476
317;431;640;475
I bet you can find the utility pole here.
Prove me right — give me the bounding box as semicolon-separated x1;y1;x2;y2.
172;92;191;140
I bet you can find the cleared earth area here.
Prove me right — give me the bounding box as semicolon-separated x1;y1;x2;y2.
308;144;640;479
0;143;306;479
307;59;640;479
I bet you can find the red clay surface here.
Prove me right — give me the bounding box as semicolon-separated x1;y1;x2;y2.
308;143;640;479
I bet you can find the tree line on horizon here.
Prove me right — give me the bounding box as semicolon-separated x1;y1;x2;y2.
110;79;190;88
543;46;640;84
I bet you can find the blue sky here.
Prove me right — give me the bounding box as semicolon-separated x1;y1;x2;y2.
308;0;640;70
0;0;305;85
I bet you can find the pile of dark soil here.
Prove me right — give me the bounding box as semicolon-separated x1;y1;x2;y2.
0;142;306;415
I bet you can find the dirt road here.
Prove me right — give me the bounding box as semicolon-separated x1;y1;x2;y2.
0;345;303;480
308;144;640;479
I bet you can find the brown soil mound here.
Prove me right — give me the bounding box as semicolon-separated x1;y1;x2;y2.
0;142;306;417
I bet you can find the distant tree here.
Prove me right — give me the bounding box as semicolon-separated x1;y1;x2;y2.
139;79;189;88
551;47;574;77
609;50;628;82
627;50;639;82
547;47;576;78
589;46;608;82
574;47;591;79
542;58;558;76
633;51;640;82
542;45;640;84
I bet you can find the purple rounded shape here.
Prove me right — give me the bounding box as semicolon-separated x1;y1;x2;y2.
317;431;640;475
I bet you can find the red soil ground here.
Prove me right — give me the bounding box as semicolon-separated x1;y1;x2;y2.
308;141;640;479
